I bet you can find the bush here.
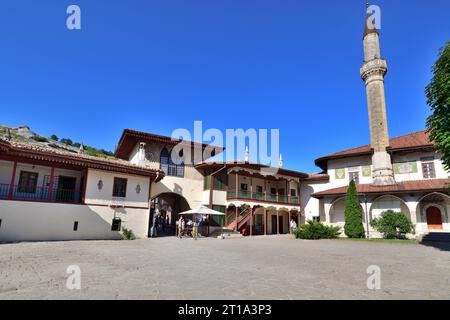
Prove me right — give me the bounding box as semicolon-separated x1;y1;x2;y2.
50;134;58;141
344;180;366;238
293;221;341;240
371;210;414;239
121;227;136;240
60;138;73;146
32;135;48;142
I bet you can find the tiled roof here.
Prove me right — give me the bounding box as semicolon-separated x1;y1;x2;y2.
0;139;164;180
304;173;330;182
315;130;434;170
194;161;309;179
115;129;225;160
311;179;450;198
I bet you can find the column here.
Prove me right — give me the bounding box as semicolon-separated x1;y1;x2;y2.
48;165;55;201
235;205;238;232
235;172;238;198
288;210;292;234
249;206;253;237
250;175;253;200
276;209;279;234
8;160;18;200
264;208;267;235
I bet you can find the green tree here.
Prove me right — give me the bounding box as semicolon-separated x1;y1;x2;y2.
426;41;450;171
50;134;58;141
371;210;414;239
344;180;365;238
60;138;73;146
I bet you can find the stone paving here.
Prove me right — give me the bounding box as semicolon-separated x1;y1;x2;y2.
0;236;449;299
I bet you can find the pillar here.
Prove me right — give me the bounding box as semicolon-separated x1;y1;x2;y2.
288;210;292;234
48;165;55;201
264;208;267;235
8;160;18;200
276;209;279;234
250;206;253;237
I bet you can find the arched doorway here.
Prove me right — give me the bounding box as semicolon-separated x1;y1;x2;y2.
426;206;443;230
149;192;190;237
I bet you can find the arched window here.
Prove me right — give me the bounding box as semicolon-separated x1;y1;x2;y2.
160;147;184;177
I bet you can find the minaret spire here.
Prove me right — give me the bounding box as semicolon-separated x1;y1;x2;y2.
360;4;396;186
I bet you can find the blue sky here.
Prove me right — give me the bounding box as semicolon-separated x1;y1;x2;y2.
0;0;449;172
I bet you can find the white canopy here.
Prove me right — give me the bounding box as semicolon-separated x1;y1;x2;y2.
178;206;225;216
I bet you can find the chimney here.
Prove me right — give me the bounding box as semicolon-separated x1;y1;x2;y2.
138;142;146;163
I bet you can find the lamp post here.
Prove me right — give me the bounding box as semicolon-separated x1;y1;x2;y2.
363;194;370;239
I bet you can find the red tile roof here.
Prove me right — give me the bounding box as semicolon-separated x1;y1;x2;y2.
0;139;164;180
315;130;434;170
115;129;224;160
194;161;309;179
311;179;450;198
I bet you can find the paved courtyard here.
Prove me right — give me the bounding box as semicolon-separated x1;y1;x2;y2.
0;236;449;299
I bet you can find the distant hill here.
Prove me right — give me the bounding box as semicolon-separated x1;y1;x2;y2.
0;125;116;159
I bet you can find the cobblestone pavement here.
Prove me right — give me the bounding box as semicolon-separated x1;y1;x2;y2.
0;236;449;299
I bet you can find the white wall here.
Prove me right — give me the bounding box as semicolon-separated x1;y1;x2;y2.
301;180;329;222
0;200;149;242
85;169;150;208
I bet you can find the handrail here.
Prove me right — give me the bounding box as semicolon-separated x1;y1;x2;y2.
0;183;80;203
227;188;300;205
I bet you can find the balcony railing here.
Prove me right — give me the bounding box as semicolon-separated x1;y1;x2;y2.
227;189;300;205
0;184;80;203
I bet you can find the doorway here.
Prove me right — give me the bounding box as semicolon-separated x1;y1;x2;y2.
56;176;76;202
271;215;277;234
426;206;443;230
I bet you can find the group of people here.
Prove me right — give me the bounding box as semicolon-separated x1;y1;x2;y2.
177;216;206;239
150;211;171;237
290;219;298;232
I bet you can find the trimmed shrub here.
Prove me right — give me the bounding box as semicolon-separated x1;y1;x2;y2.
32;135;48;142
293;221;341;240
344;180;365;238
121;227;136;240
371;210;414;239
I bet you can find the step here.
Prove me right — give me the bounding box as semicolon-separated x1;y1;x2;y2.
209;229;243;238
420;232;450;242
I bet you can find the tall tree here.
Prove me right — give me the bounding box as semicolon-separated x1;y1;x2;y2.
426;41;450;171
344;180;365;238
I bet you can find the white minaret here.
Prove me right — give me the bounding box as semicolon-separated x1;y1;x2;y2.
360;2;396;186
244;146;249;162
278;154;283;168
138;142;146;164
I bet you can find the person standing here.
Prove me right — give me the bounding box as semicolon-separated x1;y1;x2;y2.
178;216;185;238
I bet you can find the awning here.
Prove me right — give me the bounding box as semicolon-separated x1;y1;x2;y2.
178;206;225;216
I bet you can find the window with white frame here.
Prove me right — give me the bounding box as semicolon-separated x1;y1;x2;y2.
349;171;359;184
421;157;436;179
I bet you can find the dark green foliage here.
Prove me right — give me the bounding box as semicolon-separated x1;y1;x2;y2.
293;221;341;240
50;134;58;141
32;135;48;142
344;180;366;238
371;210;414;239
121;227;136;240
60;138;73;146
426;41;450;172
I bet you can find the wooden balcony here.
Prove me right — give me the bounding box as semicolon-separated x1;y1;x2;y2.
226;189;300;205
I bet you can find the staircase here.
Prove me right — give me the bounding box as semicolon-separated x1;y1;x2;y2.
225;206;252;233
420;232;450;243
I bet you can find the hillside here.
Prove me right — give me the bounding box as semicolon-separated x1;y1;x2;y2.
0;125;116;159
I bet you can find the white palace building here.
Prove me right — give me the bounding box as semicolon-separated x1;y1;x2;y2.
0;6;449;242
